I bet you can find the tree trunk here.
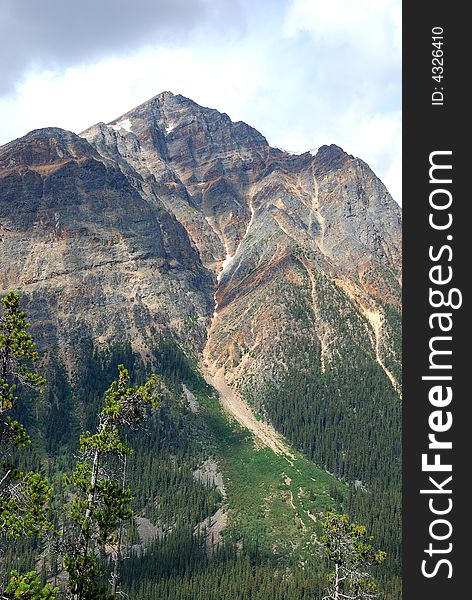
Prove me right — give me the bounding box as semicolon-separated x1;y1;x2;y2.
85;448;100;523
75;446;100;600
111;451;127;595
335;562;340;600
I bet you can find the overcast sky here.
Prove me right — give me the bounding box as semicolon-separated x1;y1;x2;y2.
0;0;401;203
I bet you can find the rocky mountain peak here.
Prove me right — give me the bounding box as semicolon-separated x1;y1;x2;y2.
95;91;269;165
0;127;99;177
0;93;402;592
1;92;401;393
314;144;351;170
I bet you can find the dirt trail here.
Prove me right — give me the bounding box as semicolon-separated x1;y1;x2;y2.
201;362;295;458
361;306;402;398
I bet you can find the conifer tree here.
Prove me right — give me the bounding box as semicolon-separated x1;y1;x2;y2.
320;513;386;600
0;292;54;598
63;365;160;600
3;570;58;599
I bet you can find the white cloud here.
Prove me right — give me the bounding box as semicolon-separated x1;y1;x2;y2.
0;43;263;142
284;0;401;53
0;0;241;95
279;0;401;202
0;0;401;204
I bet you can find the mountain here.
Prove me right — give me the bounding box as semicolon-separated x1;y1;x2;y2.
0;92;402;598
79;91;401;390
0;124;213;355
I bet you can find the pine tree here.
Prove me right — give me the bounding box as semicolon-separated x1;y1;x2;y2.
320;513;386;600
0;292;54;597
0;292;51;538
63;365;160;600
3;570;58;599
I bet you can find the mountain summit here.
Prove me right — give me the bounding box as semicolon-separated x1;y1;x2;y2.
0;90;401;394
80;92;401;390
0;93;402;585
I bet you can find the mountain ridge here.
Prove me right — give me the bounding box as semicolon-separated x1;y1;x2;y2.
0;92;401;377
0;92;402;591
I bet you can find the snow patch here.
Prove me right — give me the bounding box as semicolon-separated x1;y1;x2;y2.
216;201;255;285
275;146;300;156
217;250;234;284
108;118;132;133
165;120;178;134
211;201;256;319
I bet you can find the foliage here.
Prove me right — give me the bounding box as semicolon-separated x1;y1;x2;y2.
0;471;52;539
4;571;58;599
244;274;402;593
63;365;160;599
0;292;52;539
320;513;386;600
121;537;326;600
1;322;399;599
0;292;54;599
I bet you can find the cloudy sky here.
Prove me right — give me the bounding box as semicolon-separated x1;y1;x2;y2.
0;0;401;203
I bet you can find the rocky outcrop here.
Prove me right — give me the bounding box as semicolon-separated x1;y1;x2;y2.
0;127;213;357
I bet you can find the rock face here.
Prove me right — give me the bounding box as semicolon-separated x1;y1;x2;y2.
0;91;401;394
81;91;272;272
0;126;213;356
0;94;402;583
79;92;401;396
